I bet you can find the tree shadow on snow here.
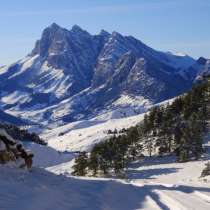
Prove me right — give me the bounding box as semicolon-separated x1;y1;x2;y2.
2;167;210;210
127;167;181;180
129;155;177;168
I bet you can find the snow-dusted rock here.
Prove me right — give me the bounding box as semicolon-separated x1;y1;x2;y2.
0;128;33;169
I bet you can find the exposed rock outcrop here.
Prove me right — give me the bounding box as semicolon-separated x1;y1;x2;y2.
0;128;33;169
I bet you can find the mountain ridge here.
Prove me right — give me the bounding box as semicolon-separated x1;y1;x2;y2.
0;23;206;128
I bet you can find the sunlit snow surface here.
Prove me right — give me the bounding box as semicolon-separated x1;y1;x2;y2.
1;138;210;210
41;111;145;152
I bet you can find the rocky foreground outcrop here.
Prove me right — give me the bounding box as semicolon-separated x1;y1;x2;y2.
0;128;33;169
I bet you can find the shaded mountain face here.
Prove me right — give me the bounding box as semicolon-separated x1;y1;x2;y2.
0;110;29;126
31;24;104;90
196;58;210;80
0;23;204;126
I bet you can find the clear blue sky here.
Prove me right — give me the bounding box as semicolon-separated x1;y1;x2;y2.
0;0;210;65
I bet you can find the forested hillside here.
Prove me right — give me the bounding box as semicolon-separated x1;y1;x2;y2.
0;123;46;145
73;76;210;176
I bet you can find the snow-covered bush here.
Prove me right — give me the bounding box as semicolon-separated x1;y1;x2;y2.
201;162;210;177
0;128;33;169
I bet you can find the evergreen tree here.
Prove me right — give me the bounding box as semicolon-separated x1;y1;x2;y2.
89;151;98;176
72;152;88;176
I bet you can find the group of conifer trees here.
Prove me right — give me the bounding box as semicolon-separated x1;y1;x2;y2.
72;126;143;176
72;77;210;177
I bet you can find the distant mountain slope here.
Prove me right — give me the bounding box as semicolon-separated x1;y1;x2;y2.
0;110;27;125
0;23;205;127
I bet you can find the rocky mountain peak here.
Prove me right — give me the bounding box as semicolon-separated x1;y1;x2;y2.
31;23;69;57
71;24;85;33
110;31;124;41
49;22;62;30
70;25;93;40
197;57;207;65
99;29;110;37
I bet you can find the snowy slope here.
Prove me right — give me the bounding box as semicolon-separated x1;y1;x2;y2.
0;166;153;210
1;148;210;210
164;51;195;70
23;142;75;168
45;135;210;210
42;112;145;152
40;97;173;153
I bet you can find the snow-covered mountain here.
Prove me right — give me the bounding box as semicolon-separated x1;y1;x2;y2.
0;23;205;127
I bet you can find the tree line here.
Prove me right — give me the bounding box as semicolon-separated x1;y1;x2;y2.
72;76;210;177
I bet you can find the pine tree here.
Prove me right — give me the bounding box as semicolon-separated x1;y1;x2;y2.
72;152;88;176
89;151;98;176
189;113;203;160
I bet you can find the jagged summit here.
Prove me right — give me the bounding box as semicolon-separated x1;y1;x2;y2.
99;29;110;37
111;31;123;38
31;23;68;57
197;57;208;65
71;24;87;33
50;22;61;30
